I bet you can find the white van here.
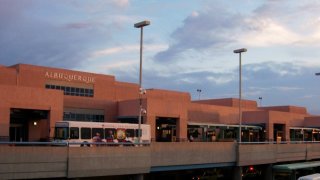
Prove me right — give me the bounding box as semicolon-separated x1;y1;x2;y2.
298;174;320;180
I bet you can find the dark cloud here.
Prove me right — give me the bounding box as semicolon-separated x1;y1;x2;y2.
0;1;113;69
115;61;320;114
0;0;31;22
154;6;243;63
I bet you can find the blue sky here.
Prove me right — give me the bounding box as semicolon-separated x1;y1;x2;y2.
1;0;320;114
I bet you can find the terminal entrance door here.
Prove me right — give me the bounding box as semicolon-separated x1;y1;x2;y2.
10;108;49;142
156;117;177;142
9;124;26;142
274;123;285;142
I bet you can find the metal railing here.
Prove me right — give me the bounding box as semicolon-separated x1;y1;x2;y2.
0;141;150;147
239;140;320;144
1;140;320;146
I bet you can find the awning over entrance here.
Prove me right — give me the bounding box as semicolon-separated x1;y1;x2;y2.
273;161;320;171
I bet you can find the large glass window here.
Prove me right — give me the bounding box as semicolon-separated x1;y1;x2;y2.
45;84;94;97
63;112;104;122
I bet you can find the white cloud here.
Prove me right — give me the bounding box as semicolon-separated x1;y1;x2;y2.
191;11;199;17
111;0;129;8
240;18;300;47
300;95;317;99
180;77;197;84
99;60;136;71
274;86;303;91
92;46;138;58
248;86;302;92
91;44;168;59
206;76;233;85
295;60;320;68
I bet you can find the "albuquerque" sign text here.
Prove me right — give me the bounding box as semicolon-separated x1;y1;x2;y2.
45;71;95;84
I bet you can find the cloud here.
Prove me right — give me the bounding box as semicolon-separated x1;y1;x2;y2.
206;75;234;85
153;1;320;64
111;0;129;8
92;46;139;58
118;60;319;113
64;22;97;29
91;44;168;58
0;0;31;21
274;86;303;91
154;6;242;63
70;0;129;13
0;1;128;68
240;18;300;46
99;60;136;71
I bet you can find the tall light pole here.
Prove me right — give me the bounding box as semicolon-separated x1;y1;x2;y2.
197;89;202;100
233;48;247;143
134;20;150;144
258;97;262;107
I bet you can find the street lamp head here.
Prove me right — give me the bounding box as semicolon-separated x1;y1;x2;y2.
315;72;320;76
134;20;151;28
233;48;247;54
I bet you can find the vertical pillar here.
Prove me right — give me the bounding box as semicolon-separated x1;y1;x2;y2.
133;174;144;180
285;124;290;142
49;108;63;139
267;123;274;142
176;117;187;142
0;106;10;141
147;115;156;142
261;164;272;180
232;166;242;180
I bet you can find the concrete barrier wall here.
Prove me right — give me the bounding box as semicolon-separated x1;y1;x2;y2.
238;143;309;166
1;143;320;179
276;144;307;162
307;143;320;160
0;146;67;179
67;146;151;178
151;142;237;167
238;144;276;166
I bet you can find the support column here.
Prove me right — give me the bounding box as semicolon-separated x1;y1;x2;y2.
267;123;274;142
133;174;144;180
232;166;242;180
285;124;290;142
0;106;10;141
49;107;63;139
261;164;272;180
146;115;156;142
176;117;187;142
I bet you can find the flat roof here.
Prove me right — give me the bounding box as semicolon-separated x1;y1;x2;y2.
273;161;320;171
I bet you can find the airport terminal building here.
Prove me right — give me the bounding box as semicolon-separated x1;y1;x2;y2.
1;63;320;143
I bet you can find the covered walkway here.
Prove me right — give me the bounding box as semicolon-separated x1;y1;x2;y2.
273;161;320;180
